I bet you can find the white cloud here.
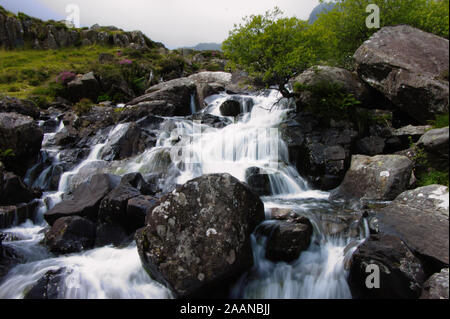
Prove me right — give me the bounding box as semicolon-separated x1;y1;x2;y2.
37;0;319;48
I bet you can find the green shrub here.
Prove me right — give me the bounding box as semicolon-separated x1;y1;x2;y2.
294;80;361;120
0;148;15;161
97;93;112;103
416;168;449;187
429;113;449;129
74;98;94;115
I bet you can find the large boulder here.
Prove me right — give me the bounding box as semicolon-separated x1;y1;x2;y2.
354;25;449;124
420;268;449;299
291;66;371;107
0;172;40;205
244;167;272;196
261;217;313;263
417;126;449;169
0;96;40;119
370;185;449;269
188;72;232;108
99;123;150;161
24;268;68;299
348;234;425;299
331;155;413;202
135;173;265;298
44;216;96;254
0;202;38;229
44;174;120;225
0;112;44;176
280;111;358;190
67;72;101;102
129;77;197;116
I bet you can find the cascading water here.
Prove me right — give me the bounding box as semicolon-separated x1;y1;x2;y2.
0;89;367;299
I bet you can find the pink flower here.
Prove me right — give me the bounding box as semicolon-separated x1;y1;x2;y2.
56;71;76;84
119;59;133;65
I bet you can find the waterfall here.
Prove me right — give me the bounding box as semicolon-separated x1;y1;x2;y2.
0;89;367;299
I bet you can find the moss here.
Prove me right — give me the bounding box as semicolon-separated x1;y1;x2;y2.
74;98;94;115
428;113;449;129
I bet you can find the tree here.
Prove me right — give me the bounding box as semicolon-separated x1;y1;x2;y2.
222;8;318;98
312;0;449;66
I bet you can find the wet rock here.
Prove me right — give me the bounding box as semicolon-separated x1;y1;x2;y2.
0;202;38;229
348;234;425;299
219;100;241;117
417;127;449;170
188;72;232;108
128;195;159;225
0;96;40;119
0;236;23;279
354;25;449;124
370;185;449;270
281;111;358;190
245;167;272;196
135;173;265;298
291;65;371;107
44;174;120;225
331;155;413;202
98;181;142;233
0;172;40;205
118;101;176;121
420;268;449;299
130;77;197;116
186;113;228;129
67;72;101;102
263;217;313;263
44;216;96;254
355;136;385;156
0;112;44;176
99;123;147;161
94;223;129;248
24;268;68;299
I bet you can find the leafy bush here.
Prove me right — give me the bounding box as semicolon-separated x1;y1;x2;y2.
429;113;449;129
416;168;449;187
0;148;15;161
74;98;94;115
293;80;361;120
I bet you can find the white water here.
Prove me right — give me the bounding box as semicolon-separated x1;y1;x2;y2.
0;89;367;299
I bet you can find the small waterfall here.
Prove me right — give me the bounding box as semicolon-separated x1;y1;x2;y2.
190;92;197;115
0;89;367;299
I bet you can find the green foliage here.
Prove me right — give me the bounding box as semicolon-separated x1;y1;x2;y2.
97;93;112;103
313;0;449;66
0;148;15;161
223;8;318;91
416;168;449;187
293;80;361;120
74;98;94;115
428;113;449;129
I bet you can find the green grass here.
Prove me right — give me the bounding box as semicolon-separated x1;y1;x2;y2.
416;169;449;187
429;113;449;129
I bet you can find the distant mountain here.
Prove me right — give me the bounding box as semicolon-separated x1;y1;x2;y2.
308;2;335;24
188;43;222;51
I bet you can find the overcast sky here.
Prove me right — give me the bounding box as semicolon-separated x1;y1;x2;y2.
0;0;320;48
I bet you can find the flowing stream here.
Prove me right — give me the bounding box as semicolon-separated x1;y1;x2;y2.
0;89;368;299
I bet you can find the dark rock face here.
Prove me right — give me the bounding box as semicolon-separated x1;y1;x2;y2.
355;136;386;156
0;96;40;119
94;223;128;248
348;234;425;299
135;173;265;298
280;111;358;190
130;78;197;116
98;182;141;233
245;167;272;196
417;126;449;170
0;234;23;279
0;112;44;176
420;268;449;299
263;217;313;263
44;174;120;225
331;154;413;202
0;172;40;205
370;185;449;269
24;268;68;299
220;100;242;117
44;216;96;254
99;123;147;161
0;202;38;229
354;25;449;124
118;101;176;121
291;65;372;107
0;10;158;50
187;72;232;108
67;72;101;102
